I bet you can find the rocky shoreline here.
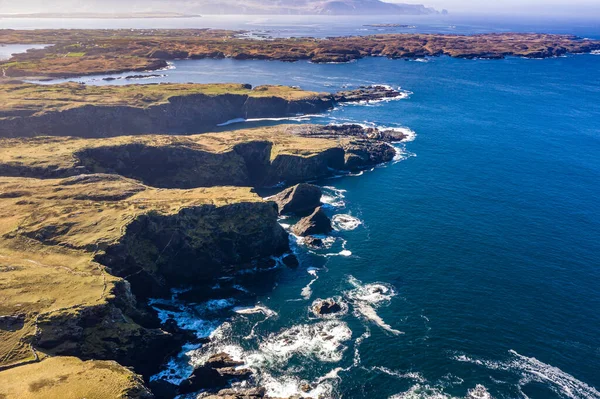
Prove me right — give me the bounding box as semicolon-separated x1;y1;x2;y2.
0;83;406;138
2;30;600;78
0;119;409;398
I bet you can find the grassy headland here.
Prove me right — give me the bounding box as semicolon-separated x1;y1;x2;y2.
1;29;599;78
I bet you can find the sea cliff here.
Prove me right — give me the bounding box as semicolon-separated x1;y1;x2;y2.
0;121;406;398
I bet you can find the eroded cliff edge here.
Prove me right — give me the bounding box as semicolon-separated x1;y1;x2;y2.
0;82;401;138
0;123;405;398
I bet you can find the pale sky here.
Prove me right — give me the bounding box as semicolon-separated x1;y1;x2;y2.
392;0;600;14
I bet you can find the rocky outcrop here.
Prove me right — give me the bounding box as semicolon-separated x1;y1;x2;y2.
292;207;333;237
271;183;322;215
312;298;343;316
98;201;289;298
179;353;252;395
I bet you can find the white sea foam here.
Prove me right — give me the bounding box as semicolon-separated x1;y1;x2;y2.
321;186;347;208
259;372;335;398
345;276;402;335
301;267;319;299
372;366;426;382
150;342;201;384
234;305;278;317
454;350;600;399
197;298;236;313
389;384;456;399
467;384;493;399
389;384;490;399
332;214;363;231
217;117;246;126
591;50;600;55
353;328;371;366
148;299;220;338
251;320;352;365
217;114;320;127
354;302;403;335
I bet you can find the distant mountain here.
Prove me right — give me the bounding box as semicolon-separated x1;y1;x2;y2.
191;0;439;15
2;0;441;16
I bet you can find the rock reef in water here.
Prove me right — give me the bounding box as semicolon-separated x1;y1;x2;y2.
271;183;322;216
312;298;343;316
292;207;333;236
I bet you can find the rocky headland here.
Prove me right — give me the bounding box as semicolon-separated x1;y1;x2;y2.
1;29;599;78
0;83;405;138
0;117;406;398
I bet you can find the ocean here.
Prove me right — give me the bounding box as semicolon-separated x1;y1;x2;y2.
7;16;600;398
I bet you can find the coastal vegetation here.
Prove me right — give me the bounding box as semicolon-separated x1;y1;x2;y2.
1;29;599;78
0;119;405;398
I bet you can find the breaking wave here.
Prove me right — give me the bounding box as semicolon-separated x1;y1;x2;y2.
453;350;600;399
345;276;403;335
332;214;363;231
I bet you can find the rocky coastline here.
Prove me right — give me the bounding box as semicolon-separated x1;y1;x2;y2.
0;83;405;138
2;30;600;78
0;117;408;398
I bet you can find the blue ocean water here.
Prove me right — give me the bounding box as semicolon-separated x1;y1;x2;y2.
16;19;600;398
143;53;600;399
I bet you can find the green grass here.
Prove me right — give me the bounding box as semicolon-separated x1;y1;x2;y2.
0;82;323;114
66;52;85;57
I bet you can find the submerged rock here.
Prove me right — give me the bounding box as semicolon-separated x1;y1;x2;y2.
292;207;332;237
282;253;300;268
271;183;322;215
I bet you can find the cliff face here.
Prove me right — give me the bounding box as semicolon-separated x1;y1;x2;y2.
0;123;404;397
0;174;285;379
0;124;399;188
98;202;289;298
0;94;333;138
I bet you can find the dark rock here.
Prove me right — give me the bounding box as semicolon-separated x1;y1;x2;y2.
216;367;253;380
148;379;179;399
291;207;332;237
124;74;164;80
312;298;343;315
282;254;300;268
290;124;406;143
205;352;244;369
333;85;404;103
203;387;266;399
179;366;227;394
304;236;323;247
271;183;322;215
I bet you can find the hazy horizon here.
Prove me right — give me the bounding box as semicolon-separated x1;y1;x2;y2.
1;0;600;17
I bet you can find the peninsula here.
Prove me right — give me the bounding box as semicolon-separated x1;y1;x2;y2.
0;77;409;398
1;29;599;78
